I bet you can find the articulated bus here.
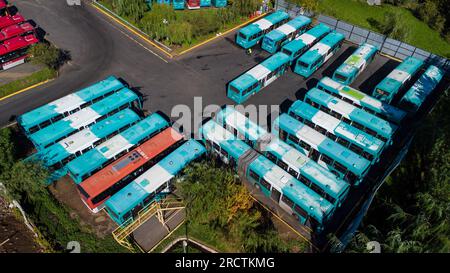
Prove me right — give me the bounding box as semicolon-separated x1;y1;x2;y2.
281;23;331;64
27;88;140;151
261;15;311;54
172;0;185;9
273;114;371;185
200;120;334;231
66;113;170;184
77;127;184;213
288;100;385;162
399;65;444;113
18;76;125;134
294;31;345;78
30;109;140;183
373;56;424;103
212;0;227;7
317;77;406;124
332;43;378;85
305;88;398;144
105;139;206;224
0;13;24;29
215;107;350;206
0;22;34;42
236;11;289;49
227;52;290;103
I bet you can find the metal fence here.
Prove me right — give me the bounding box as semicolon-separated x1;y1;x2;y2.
274;0;450;75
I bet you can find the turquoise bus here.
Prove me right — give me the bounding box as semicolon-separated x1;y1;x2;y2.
29;109;140;183
27;88;141;151
215;106;350;206
200;120;334;232
105;139;206;224
399;65;444;113
17;76;124;134
288;100;385;162
212;0;227;7
332;43;378;85
273;114;371;185
294;31;345;78
261;15;311;54
305;88;398;144
227;52;290;103
200;0;210;7
236;11;289;49
317;77;406;124
373;56;424;103
173;0;185;9
66;113;169;184
281;23;331;64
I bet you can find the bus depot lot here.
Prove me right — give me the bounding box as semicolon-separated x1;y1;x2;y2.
177;36;399;113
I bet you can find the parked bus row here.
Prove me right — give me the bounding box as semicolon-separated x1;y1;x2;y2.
0;4;39;70
148;0;227;10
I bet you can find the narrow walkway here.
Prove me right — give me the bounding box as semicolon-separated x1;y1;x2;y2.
0;63;43;86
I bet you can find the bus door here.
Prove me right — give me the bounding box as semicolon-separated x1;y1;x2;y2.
271;188;281;203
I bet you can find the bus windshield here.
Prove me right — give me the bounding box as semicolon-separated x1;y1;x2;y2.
298;61;309;69
334;73;347;83
239;32;247;40
281;48;292;57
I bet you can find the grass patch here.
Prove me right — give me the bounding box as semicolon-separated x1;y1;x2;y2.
317;0;450;57
0;67;56;99
96;1;253;54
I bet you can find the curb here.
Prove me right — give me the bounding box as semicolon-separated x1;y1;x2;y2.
91;1;268;58
0;79;53;102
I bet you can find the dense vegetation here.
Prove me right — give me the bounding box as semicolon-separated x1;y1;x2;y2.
0;128;127;253
341;89;450;253
287;0;450;57
102;0;262;47
178;161;308;252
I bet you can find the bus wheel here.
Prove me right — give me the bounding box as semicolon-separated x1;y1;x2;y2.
292;213;299;221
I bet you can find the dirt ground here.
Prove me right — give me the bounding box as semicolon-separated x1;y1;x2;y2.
49;176;117;238
0;197;43;253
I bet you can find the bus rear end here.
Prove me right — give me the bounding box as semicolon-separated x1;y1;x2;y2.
212;0;227;7
173;0;185;10
186;0;200;9
200;0;211;7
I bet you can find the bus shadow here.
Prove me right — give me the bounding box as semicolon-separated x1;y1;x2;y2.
279;99;294;114
321;46;356;78
358;59;398;94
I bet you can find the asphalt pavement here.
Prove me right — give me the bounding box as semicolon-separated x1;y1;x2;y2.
0;0;398;131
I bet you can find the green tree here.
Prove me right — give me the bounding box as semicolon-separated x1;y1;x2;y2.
286;0;319;13
0;128;15;179
27;43;61;69
112;0;149;23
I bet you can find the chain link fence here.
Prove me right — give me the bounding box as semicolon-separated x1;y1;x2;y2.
274;0;450;75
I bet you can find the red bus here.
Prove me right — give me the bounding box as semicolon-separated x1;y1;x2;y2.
0;33;38;70
186;0;200;9
0;22;34;42
0;13;24;29
77;127;184;212
0;1;6;10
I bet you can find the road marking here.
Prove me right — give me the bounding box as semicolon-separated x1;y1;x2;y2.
176;13;268;57
0;79;52;103
91;2;172;61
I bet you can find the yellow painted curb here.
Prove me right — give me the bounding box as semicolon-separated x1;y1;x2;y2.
176;12;268;56
0;79;52;102
91;2;174;58
92;2;269;59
